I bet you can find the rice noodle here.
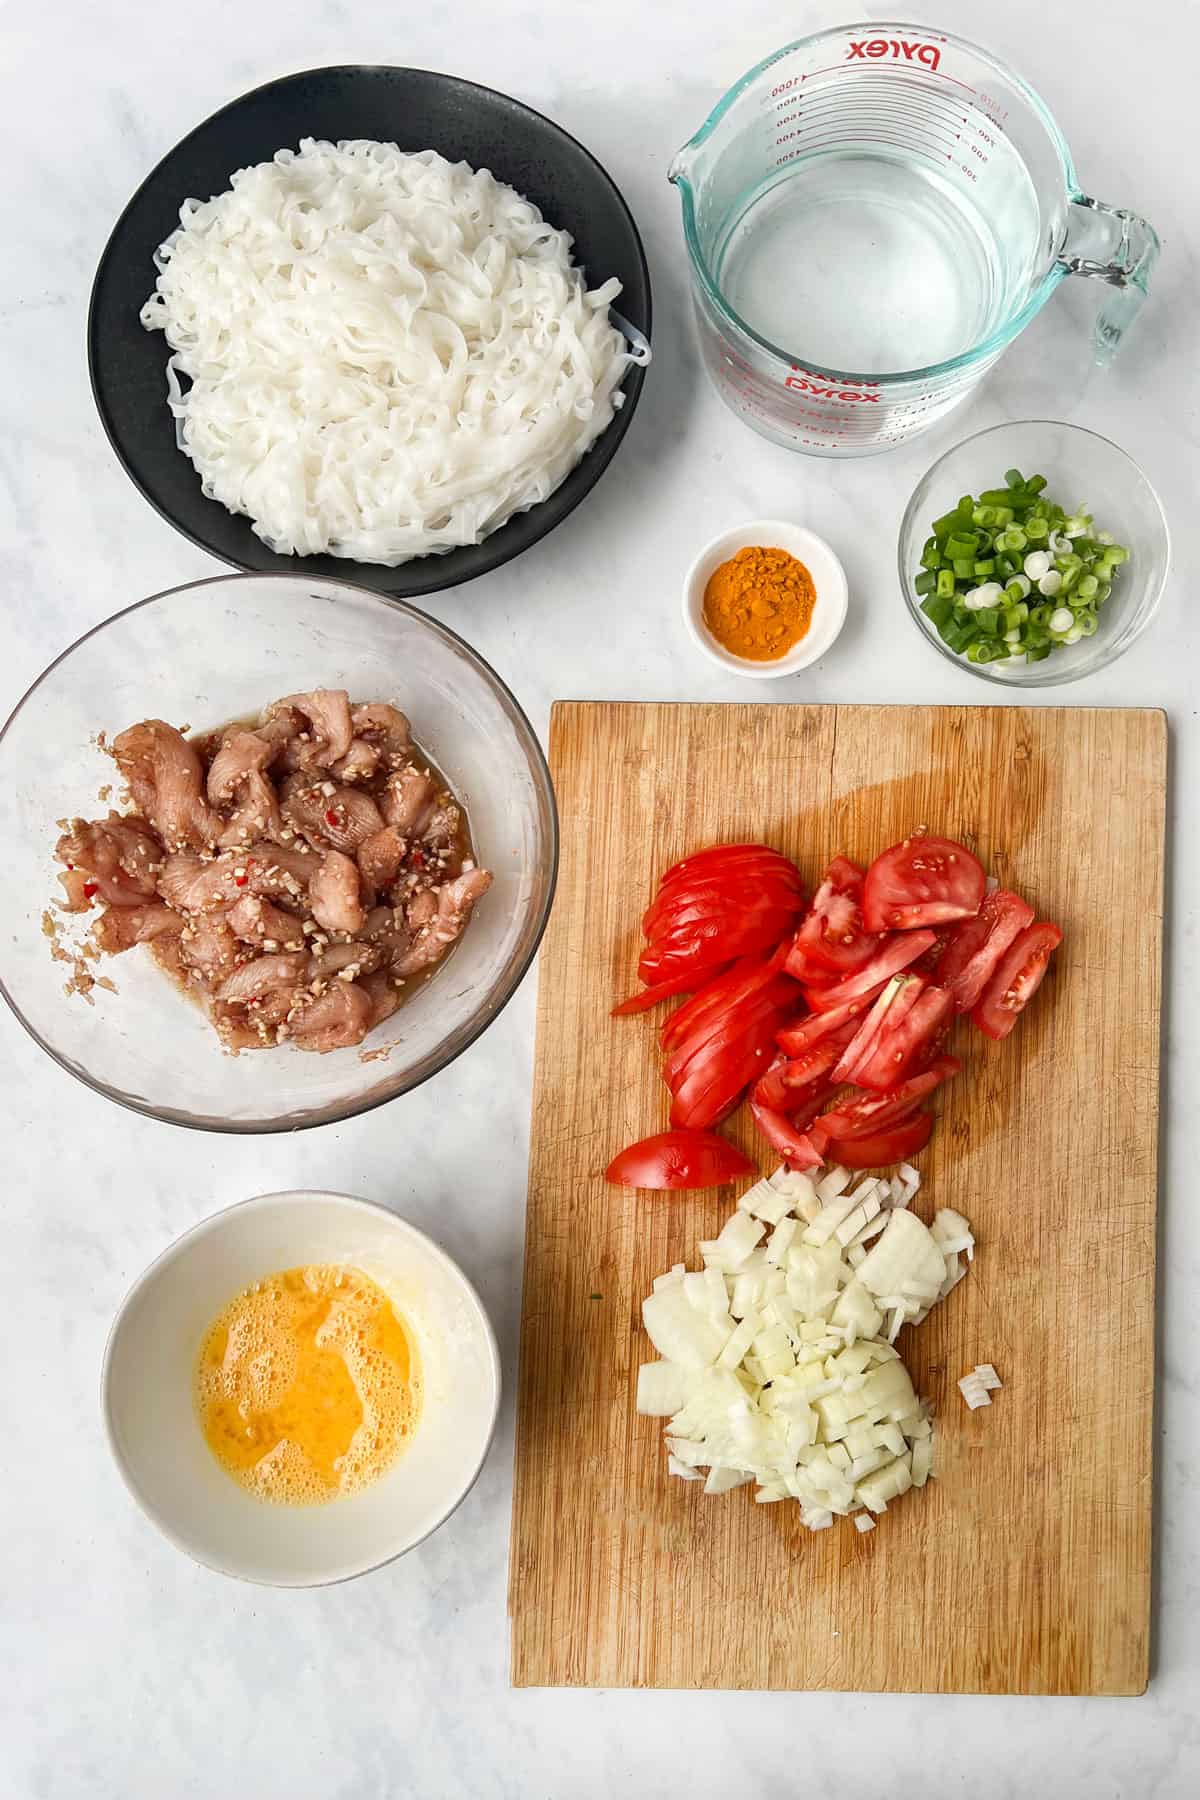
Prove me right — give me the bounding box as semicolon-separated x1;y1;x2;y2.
140;139;644;564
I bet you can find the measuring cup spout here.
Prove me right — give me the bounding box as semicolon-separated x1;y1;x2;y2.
668;147;693;188
1062;197;1161;365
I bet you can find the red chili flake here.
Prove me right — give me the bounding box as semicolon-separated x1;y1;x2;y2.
325;809;340;827
66;862;75;871
83;881;99;899
410;848;425;869
247;996;261;1007
234;875;248;888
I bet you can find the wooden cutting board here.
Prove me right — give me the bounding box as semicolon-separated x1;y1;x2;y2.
509;703;1165;1694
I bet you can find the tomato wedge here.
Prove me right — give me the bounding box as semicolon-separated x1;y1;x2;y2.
936;889;1036;1012
851;985;953;1091
803;929;938;1012
774;1023;857;1092
862;836;987;934
971;920;1062;1041
605;1129;756;1189
612;968;723;1017
785;855;882;980
823;1111;934;1170
834;976;954;1092
807;1056;960;1150
749;1100;824;1170
752;1052;838;1120
776;993;878;1055
831;974;925;1084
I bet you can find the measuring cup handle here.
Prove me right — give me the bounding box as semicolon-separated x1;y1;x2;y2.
1062;197;1161;365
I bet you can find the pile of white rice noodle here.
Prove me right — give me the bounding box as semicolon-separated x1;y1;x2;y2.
141;138;645;564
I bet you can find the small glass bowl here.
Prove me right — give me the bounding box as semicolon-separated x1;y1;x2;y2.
899;421;1169;686
0;574;557;1132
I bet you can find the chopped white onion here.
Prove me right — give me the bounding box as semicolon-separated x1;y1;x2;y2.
648;1164;976;1533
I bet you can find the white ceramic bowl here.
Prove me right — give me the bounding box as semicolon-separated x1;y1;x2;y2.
102;1191;500;1586
682;519;848;678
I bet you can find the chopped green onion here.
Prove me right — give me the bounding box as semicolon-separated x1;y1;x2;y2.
915;471;1128;667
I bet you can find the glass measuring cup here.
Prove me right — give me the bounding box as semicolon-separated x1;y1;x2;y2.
670;23;1159;456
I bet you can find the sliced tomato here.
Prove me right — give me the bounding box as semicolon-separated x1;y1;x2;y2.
659;844;803;891
661;953;788;1052
862;836;987;934
752;1052;801;1114
612;968;722;1017
639;907;798;984
807;1056;960;1150
664;977;795;1089
749;1100;823;1170
850;984;954;1091
785;855;882;980
605;1129;756;1190
936;889;1036;1013
823;1111;934;1170
669;1026;779;1129
803;929;938;1012
752;1052;838;1120
832;974;925;1085
971;920;1062;1041
776;992;879;1055
776;1023;857;1091
645;874;804;937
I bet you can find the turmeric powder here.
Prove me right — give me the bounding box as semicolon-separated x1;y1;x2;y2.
702;545;816;661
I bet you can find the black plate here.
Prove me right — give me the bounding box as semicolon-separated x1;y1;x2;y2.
88;66;651;599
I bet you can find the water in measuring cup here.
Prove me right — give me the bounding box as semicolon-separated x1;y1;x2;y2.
717;136;1037;375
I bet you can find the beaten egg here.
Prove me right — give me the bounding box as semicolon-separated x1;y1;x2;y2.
195;1263;420;1505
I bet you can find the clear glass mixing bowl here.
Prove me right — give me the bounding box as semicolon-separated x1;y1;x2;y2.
0;574;557;1130
899;421;1169;686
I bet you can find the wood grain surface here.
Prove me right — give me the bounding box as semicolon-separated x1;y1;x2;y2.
509;703;1165;1694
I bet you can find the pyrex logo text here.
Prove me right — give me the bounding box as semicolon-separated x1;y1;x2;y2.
847;38;941;71
784;366;881;403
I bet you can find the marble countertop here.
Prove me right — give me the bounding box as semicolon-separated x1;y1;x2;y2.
2;1;1197;1794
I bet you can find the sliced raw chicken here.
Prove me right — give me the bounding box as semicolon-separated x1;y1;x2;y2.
358;827;407;893
179;915;244;987
351;703;412;761
309;942;385;980
396;868;492;975
92;903;182;953
309;851;367;936
226;894;307;951
111;720;222;850
209;730;282;846
216;952;309;1005
330;740;382;783
282;777;384;853
54;692;490;1056
405;888;438;931
360;970;403;1030
207;731;273;805
380;765;438;835
267;690;353;768
291;981;373;1052
56;813;163;906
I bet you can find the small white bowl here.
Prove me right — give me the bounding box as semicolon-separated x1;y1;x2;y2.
683;520;848;678
102;1191;500;1586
